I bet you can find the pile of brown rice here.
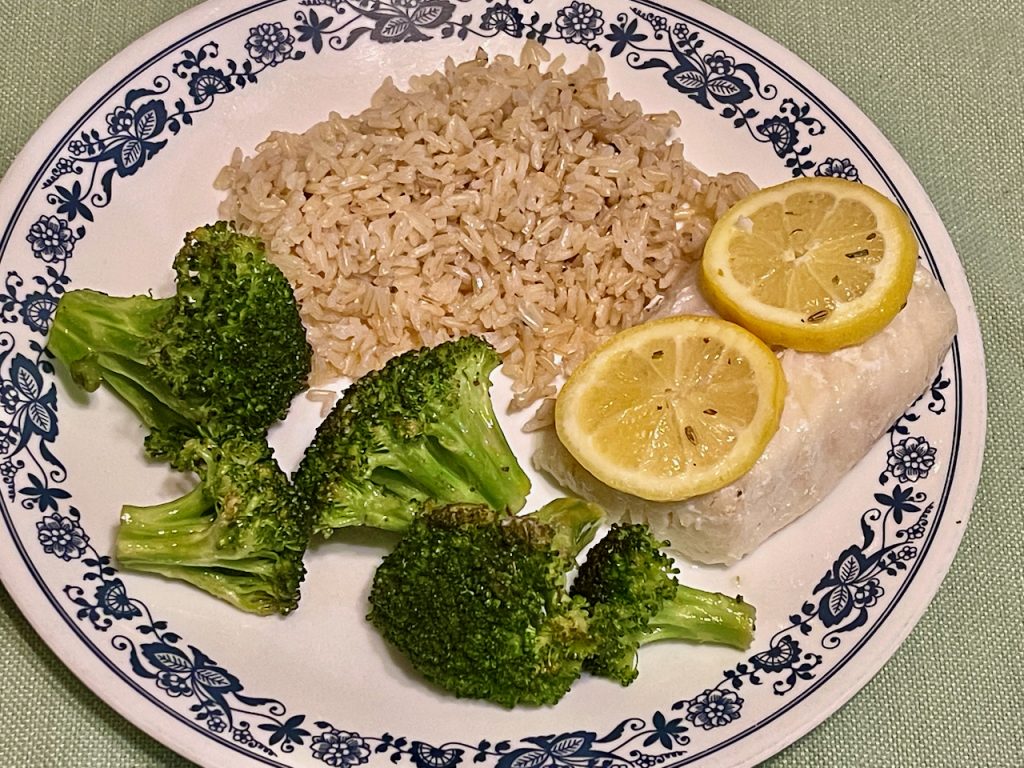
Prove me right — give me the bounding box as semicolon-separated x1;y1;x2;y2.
215;43;755;411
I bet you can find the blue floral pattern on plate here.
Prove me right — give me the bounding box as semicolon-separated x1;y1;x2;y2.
0;1;961;765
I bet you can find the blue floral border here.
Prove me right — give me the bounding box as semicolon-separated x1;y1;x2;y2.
0;1;957;765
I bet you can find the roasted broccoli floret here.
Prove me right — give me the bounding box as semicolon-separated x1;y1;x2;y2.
572;523;756;685
295;335;531;536
115;435;309;615
366;498;604;707
47;221;312;467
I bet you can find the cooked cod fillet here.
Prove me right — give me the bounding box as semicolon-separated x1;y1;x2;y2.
532;264;957;565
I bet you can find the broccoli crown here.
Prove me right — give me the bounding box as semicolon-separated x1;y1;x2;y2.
48;221;312;466
572;523;756;686
115;435;310;615
366;500;603;707
296;335;531;536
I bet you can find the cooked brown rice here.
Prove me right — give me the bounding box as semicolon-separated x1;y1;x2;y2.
215;43;756;410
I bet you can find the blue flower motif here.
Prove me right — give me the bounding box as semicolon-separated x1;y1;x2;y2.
873;484;922;524
94;578;142;620
105;106;136;135
207;716;228;733
296;9;334;54
704;50;735;76
853;578;883;608
685;689;743;729
642;710;688;748
887;436;936;482
156;670;193;697
187;67;233;104
19;291;59;334
311;729;372;767
757;115;798;157
51;180;93;222
245;22;295;66
556;1;604;45
751;635;801;673
605;17;647;57
25;215;77;262
410;741;463;768
816;156;860;181
259;713;311;748
480;3;525;37
21;472;70;513
36;512;88;560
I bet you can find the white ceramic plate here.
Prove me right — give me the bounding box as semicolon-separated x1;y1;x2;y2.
0;1;986;766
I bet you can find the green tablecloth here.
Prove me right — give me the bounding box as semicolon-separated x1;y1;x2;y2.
1;1;1020;765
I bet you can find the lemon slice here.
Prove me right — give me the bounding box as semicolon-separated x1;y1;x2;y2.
700;176;918;352
554;316;786;502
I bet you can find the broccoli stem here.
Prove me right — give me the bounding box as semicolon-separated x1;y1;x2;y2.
644;584;756;650
323;486;419;533
49;290;200;433
117;485;287;614
117;485;224;564
530;498;604;560
121;564;285;614
368;436;489;508
426;403;531;514
49;290;172;372
80;357;197;434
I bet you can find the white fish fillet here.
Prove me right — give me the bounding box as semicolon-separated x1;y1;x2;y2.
531;264;957;564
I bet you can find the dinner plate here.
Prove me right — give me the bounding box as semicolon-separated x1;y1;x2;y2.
0;1;986;766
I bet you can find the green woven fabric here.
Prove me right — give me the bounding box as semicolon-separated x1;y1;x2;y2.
0;1;1020;765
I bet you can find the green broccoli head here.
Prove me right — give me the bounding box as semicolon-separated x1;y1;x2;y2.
366;499;604;707
572;523;756;686
115;434;310;615
48;221;312;466
296;335;531;536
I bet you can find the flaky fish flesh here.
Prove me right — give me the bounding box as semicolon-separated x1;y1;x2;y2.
532;264;957;564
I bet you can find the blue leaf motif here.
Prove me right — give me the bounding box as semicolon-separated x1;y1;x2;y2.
27;400;55;436
499;749;551;768
133;100;167;140
835;549;864;584
119;140;144;173
546;732;594;757
707;75;752;104
824;585;852;625
11;353;43;399
141;642;195;675
409;1;454;27
194;665;242;693
668;68;705;91
376;16;412;41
